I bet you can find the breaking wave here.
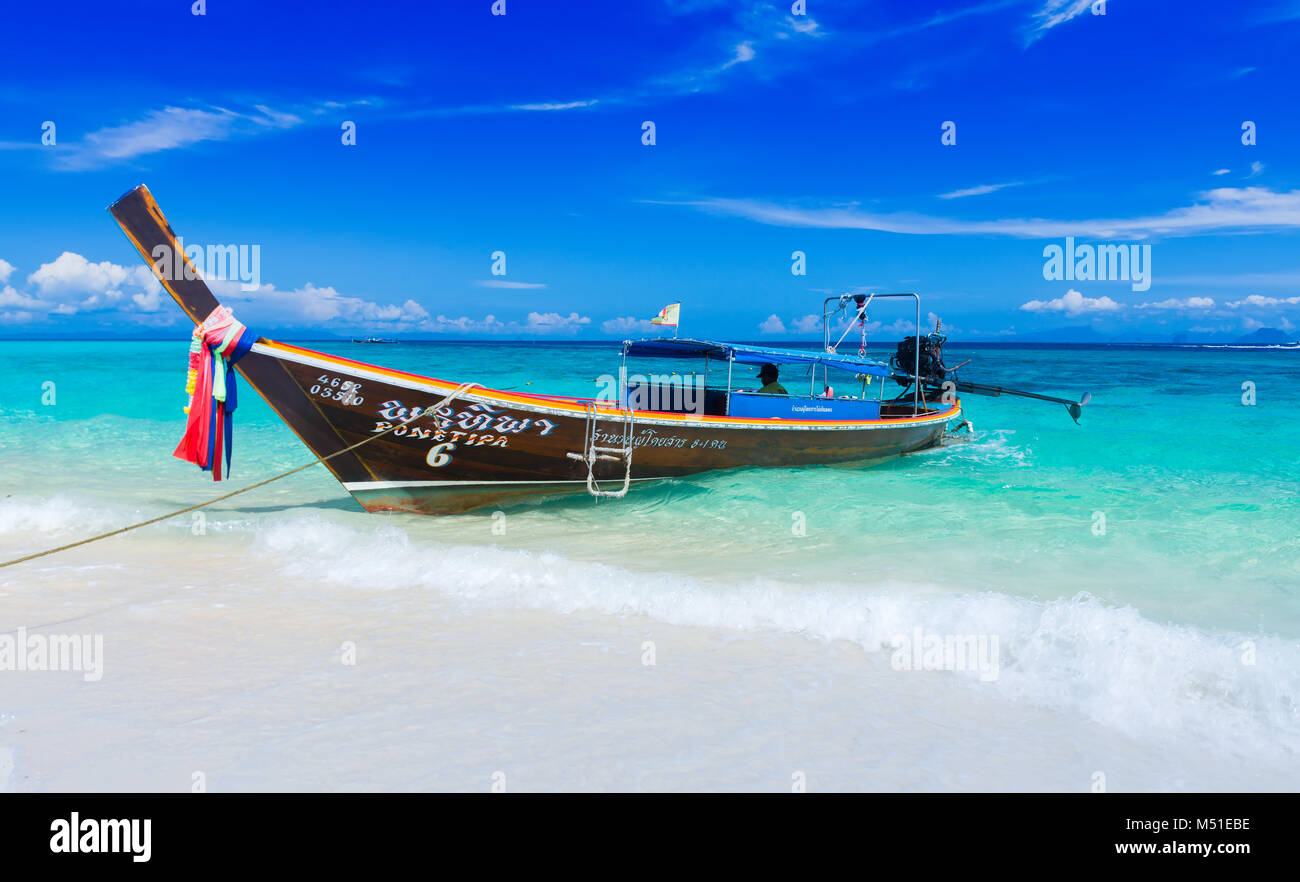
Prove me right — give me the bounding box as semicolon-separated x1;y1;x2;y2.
255;513;1300;762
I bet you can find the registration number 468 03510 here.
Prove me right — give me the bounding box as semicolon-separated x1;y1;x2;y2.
310;374;364;405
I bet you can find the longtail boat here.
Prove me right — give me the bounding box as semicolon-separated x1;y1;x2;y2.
110;185;1087;515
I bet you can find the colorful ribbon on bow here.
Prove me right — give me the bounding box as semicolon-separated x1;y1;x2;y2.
175;306;255;481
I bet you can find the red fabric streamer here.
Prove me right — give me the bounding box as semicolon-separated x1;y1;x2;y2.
175;307;246;475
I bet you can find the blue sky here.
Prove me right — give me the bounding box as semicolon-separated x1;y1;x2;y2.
1;0;1298;341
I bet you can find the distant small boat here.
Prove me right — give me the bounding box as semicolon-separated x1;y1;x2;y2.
352;337;399;344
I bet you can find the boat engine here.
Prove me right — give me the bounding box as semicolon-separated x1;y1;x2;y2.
887;326;1089;423
891;330;948;386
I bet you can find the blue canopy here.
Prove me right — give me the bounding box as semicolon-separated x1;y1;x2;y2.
622;337;893;378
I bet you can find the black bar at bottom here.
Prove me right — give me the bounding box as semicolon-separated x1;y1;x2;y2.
0;793;1287;868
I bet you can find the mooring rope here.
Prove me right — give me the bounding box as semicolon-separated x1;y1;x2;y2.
0;382;479;571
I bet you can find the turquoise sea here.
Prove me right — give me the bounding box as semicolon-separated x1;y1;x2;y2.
2;338;1299;790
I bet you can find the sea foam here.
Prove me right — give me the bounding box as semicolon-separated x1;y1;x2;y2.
254;513;1300;762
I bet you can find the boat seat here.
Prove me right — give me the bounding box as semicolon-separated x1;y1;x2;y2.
728;391;881;420
624;381;728;415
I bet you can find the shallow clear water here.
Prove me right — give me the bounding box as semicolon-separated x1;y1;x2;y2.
1;339;1298;790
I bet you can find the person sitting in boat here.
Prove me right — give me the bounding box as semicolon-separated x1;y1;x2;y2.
757;363;788;395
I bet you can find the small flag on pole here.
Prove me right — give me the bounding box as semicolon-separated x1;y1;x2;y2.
651;302;680;328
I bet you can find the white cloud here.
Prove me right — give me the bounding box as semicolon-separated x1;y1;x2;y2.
524;311;591;333
56;106;292;169
787;16;822;36
418;314;506;334
224;285;590;334
250;104;303;128
419;314;506;334
1158;270;1300;287
1212;169;1230;176
0;285;48;311
1;250;588;335
132;289;165;312
862;317;916;336
764;311;893;338
795;307;915;338
723;41;757;68
474;280;547;289
86;107;247;161
937;181;1023;199
28;251;161;299
405;312;590;336
0;259;14;284
11;251;166;319
676;187;1300;239
52;100;364;170
853;0;1022;46
211;279;430;326
1226;295;1300;308
790;314;822;334
0;310;38;325
1027;0;1093;41
602;316;657;334
398;312;581;336
4;251;432;329
1247;161;1265;178
408;98;602;119
1020;289;1121;316
509;100;598;111
1134;297;1215;310
655;1;834;94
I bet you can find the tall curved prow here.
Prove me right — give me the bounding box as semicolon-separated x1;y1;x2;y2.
109;185;223;325
107;184;376;484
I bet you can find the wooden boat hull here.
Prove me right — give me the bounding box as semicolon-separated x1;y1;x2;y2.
109;184;959;515
252;340;958;513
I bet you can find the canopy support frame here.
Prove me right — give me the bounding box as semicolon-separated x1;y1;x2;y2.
822;292;921;415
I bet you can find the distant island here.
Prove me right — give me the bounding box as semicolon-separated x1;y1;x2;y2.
955;325;1298;346
1234;327;1292;345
